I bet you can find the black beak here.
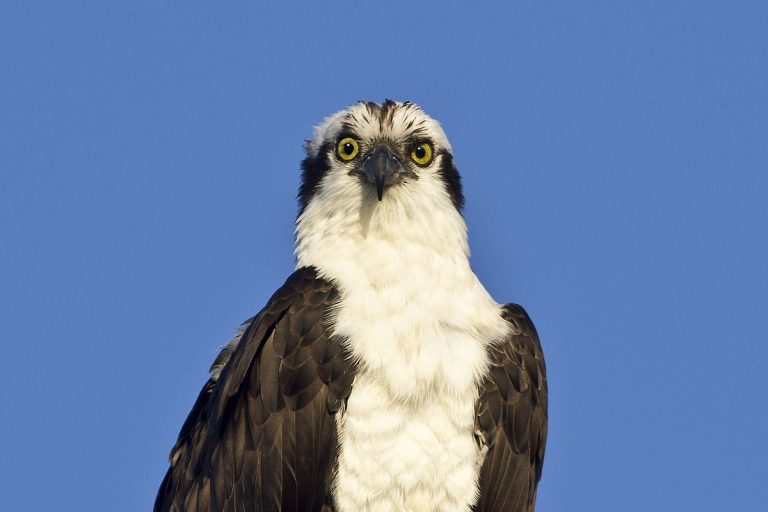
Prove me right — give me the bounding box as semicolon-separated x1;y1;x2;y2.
357;145;408;201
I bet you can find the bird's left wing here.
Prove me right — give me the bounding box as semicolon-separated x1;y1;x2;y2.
473;304;548;512
155;266;356;512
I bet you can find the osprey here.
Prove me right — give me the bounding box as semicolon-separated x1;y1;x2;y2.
156;100;547;512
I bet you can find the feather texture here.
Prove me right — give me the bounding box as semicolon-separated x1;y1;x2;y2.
155;267;356;512
473;304;548;512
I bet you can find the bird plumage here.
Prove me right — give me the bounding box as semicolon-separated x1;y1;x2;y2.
156;100;547;512
156;268;356;511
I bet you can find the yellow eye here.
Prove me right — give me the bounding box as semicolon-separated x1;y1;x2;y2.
410;142;433;166
336;137;360;161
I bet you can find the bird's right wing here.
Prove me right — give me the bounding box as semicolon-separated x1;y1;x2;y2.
155;266;356;512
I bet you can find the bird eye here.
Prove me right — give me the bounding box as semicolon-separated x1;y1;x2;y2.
336;137;360;161
410;142;433;166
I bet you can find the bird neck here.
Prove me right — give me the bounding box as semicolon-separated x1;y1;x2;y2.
294;183;471;290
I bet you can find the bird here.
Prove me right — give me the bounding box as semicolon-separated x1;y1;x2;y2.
155;100;547;512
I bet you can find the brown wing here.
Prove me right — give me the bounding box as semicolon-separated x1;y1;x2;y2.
473;304;548;512
155;266;356;512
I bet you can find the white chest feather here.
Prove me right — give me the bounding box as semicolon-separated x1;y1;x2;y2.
334;375;481;512
296;178;508;511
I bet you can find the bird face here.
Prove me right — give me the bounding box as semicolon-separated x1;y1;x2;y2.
342;137;420;202
298;100;464;214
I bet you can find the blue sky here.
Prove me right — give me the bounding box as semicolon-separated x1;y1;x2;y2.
1;2;766;510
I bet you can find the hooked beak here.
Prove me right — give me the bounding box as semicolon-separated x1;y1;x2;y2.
352;145;416;201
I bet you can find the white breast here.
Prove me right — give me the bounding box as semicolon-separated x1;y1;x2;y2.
334;373;482;512
296;178;508;511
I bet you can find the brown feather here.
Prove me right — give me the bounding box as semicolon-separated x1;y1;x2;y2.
154;267;357;512
473;304;548;512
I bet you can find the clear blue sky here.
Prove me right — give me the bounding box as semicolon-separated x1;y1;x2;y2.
1;2;766;511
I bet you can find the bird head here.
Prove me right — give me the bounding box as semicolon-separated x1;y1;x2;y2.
298;100;464;215
295;101;470;270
